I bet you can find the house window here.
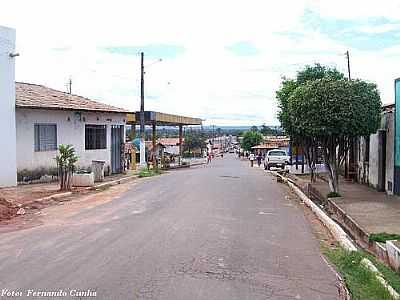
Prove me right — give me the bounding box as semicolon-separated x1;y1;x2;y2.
85;125;107;150
34;124;57;151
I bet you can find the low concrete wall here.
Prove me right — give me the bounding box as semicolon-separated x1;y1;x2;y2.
274;171;399;299
387;241;400;273
375;242;389;265
72;173;95;187
326;198;370;247
286;180;357;252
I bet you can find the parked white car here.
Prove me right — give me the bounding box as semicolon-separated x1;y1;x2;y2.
264;149;290;170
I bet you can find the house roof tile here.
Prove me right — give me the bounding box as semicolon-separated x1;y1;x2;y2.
157;138;183;146
16;82;129;113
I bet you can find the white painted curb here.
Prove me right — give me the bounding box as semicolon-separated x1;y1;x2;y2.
272;171;357;251
361;258;400;300
287;180;358;252
270;171;400;299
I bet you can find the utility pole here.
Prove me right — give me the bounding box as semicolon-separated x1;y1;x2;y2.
68;78;72;94
345;50;351;80
139;52;146;167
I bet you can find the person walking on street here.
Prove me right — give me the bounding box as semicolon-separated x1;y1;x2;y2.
249;153;255;167
207;151;212;164
257;153;262;167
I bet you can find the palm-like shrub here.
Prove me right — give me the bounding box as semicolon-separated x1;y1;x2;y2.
55;144;78;190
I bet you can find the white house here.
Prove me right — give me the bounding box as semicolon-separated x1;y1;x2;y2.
15;82;129;181
157;138;183;155
0;26;17;187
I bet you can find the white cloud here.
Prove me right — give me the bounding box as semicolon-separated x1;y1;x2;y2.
1;0;400;126
356;23;400;34
306;0;400;20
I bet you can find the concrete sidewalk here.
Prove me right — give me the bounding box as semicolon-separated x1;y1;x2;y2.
286;163;326;175
310;178;400;236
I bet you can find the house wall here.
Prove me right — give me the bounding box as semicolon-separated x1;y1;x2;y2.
357;138;368;184
368;133;380;189
16;109;126;175
0;26;17;187
164;145;180;155
358;109;394;194
385;111;394;194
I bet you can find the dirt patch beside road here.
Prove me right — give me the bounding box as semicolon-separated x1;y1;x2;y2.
0;198;17;220
0;183;61;207
0;179;140;233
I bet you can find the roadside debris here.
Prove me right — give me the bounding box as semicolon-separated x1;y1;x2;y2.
16;208;26;215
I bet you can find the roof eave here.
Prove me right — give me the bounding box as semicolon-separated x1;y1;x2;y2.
15;105;130;114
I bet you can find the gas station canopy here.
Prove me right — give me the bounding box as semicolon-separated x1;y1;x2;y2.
126;111;202;126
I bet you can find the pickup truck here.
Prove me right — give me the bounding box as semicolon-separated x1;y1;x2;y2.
264;149;290;170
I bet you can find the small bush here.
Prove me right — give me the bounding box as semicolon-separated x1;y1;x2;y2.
17;167;58;182
55;144;78;191
138;169;162;178
327;191;341;198
369;232;400;243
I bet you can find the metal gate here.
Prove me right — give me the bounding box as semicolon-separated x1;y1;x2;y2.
111;125;124;174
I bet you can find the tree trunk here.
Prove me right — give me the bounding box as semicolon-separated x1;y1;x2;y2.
310;145;317;183
323;141;339;194
304;141;317;183
312;145;318;183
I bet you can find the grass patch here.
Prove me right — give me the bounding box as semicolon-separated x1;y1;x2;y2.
138;168;162;178
322;246;394;300
369;232;400;243
327;191;341;198
94;185;111;192
363;251;400;294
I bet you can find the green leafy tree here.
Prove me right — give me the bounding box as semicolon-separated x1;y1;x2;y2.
277;64;381;192
277;65;345;183
260;124;274;136
241;131;264;152
250;125;259;132
296;63;344;84
184;131;206;157
55;144;78;191
277;77;317;181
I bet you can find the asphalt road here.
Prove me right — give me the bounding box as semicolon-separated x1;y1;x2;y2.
0;155;338;299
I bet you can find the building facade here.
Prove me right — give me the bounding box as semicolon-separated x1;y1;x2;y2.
15;83;128;181
157;138;182;155
358;104;395;194
0;26;17;187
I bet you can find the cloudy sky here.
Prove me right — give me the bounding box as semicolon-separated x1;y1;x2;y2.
2;0;400;126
